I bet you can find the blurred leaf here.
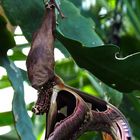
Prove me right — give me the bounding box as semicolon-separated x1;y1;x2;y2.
78;132;102;140
55;59;92;89
32;115;45;140
9;50;26;61
68;0;113;41
55;59;104;98
87;74;105;98
0;75;11;89
87;74;123;106
1;0;44;41
8;43;29;64
0;15;16;54
9;44;29;61
124;0;140;35
57;31;140;92
123;16;136;35
0;136;17;140
55;40;70;57
1;56;35;140
0;127;19;140
55;59;80;82
0;112;13;126
58;0;103;47
120;35;140;57
102;83;123;106
69;0;110;17
81;84;99;97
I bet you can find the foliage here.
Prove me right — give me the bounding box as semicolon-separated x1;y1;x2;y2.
0;0;140;139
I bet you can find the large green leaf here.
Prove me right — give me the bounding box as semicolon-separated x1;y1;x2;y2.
1;0;44;41
1;0;68;56
56;31;140;92
57;0;103;47
1;56;35;140
2;0;103;48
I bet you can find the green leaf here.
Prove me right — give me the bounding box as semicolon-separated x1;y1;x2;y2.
1;0;44;41
0;136;17;140
86;74;105;98
120;35;140;57
9;44;29;61
102;83;123;106
0;127;19;140
57;31;140;92
55;59;93;89
58;0;103;47
0;15;16;54
87;74;123;106
2;0;103;48
0;75;11;89
55;59;80;82
9;50;27;61
32;115;46;140
124;0;140;35
54;40;70;57
1;0;71;56
1;56;36;140
0;112;13;126
78;132;102;140
0;125;19;140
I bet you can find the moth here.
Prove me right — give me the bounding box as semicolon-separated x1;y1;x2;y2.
45;81;132;140
26;1;56;90
26;0;132;140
